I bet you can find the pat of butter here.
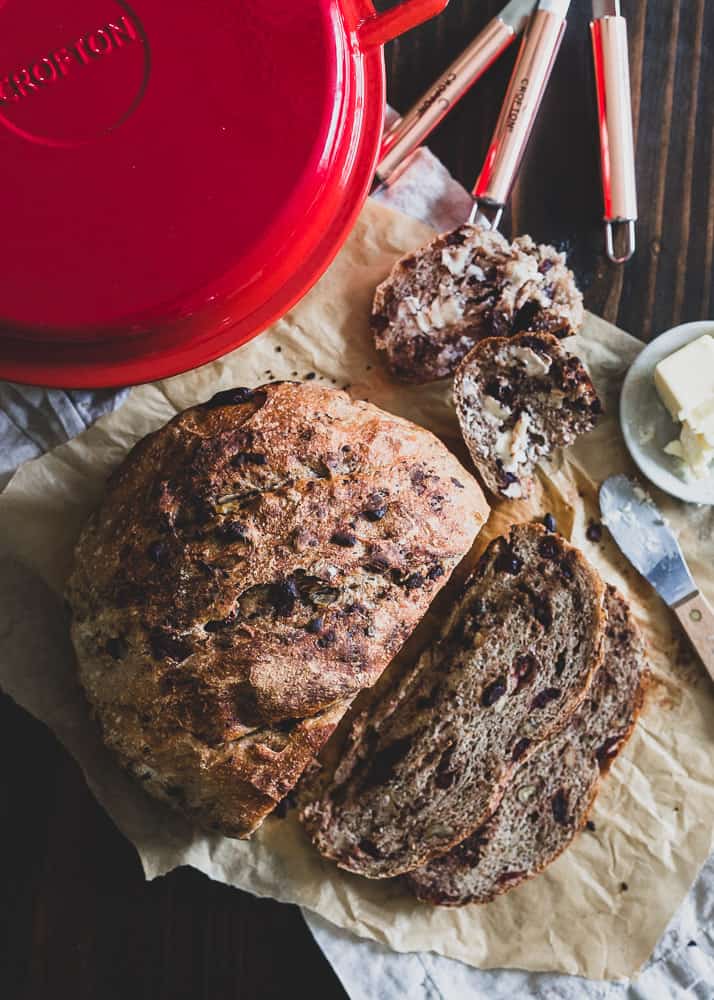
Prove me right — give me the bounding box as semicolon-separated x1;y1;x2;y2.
511;346;552;377
664;425;714;479
482;395;511;424
655;334;714;479
654;335;714;422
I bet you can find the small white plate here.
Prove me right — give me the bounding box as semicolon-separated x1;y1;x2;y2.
620;320;714;505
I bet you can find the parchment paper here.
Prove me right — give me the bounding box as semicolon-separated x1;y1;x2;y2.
1;198;713;981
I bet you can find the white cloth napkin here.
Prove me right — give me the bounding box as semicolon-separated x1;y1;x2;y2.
1;139;712;1000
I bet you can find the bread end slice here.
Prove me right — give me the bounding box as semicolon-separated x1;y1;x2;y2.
454;332;602;500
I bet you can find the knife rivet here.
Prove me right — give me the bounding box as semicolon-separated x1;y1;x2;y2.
690;609;702;622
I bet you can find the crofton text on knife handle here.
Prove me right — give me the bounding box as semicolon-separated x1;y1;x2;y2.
472;9;566;221
674;592;714;683
376;17;517;186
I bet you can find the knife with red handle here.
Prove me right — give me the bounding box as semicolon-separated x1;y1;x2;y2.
376;0;536;189
470;0;570;229
591;0;638;262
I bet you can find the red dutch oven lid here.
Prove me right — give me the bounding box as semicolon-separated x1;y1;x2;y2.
0;0;447;387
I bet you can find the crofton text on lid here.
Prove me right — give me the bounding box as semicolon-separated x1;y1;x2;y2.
0;0;447;387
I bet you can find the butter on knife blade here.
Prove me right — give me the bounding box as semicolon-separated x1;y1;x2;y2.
599;475;697;608
601;476;714;680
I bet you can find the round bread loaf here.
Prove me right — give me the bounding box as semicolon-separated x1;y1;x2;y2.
67;381;489;837
453;332;602;500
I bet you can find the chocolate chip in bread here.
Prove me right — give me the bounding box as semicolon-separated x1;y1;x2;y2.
454;331;602;500
67;381;489;838
406;585;649;905
298;523;606;877
371;227;583;384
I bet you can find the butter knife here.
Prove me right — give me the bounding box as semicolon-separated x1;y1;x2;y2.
599;475;714;680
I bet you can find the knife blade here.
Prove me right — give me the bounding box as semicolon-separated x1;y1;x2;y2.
599;475;697;607
539;0;571;15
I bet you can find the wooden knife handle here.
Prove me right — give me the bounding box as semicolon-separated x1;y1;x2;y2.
674;592;714;682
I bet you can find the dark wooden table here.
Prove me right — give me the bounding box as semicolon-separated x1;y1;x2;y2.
2;3;712;998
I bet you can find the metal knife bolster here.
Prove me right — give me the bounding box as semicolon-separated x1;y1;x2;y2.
376;13;523;186
592;0;619;16
647;554;698;609
472;9;566;211
599;476;698;608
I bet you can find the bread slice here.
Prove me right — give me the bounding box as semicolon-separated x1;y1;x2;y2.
371;227;583;383
454;332;602;500
298;523;605;877
406;585;649;905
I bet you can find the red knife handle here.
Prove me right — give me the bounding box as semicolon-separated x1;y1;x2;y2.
376;17;517;186
472;9;566;214
591;14;638;262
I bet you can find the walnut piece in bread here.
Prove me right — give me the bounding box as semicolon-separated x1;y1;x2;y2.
372;226;584;383
67;382;489;837
454;332;602;500
406;585;649;905
299;523;606;877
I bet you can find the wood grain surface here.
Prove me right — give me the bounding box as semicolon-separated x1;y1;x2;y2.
1;3;712;998
384;0;714;340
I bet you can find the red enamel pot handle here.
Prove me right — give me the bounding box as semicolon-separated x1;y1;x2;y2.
359;0;449;48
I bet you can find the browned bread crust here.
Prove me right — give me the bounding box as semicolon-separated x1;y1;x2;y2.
67;382;489;837
406;585;649;905
371;227;583;384
299;523;605;877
